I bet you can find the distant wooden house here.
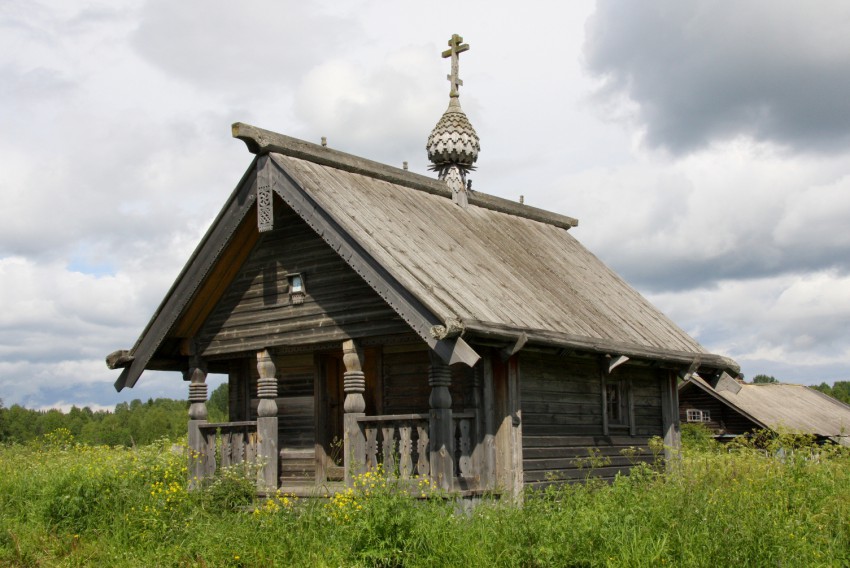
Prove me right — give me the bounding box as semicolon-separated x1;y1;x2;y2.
679;374;850;446
106;36;738;496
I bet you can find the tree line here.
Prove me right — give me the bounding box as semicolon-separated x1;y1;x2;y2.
811;381;850;405
0;383;228;446
2;379;848;446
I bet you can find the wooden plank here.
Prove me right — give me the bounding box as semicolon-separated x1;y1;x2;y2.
523;435;651;448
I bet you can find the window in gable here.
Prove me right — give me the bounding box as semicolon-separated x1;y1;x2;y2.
686;408;711;423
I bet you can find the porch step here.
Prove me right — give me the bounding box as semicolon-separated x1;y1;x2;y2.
279;448;315;481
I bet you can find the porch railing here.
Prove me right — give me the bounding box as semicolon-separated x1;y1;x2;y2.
355;411;476;482
194;421;258;479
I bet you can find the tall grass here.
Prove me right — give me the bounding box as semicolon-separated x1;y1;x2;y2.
1;428;848;566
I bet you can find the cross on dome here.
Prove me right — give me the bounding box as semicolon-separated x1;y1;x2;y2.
442;34;469;98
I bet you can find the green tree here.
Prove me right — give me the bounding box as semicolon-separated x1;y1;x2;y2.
0;398;7;441
208;382;229;422
752;374;778;384
828;381;850;404
5;405;36;443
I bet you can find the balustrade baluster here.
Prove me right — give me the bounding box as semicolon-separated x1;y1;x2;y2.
221;431;232;468
232;431;245;464
416;425;430;477
382;427;396;475
203;430;217;477
365;427;379;470
458;418;472;478
398;425;413;479
246;432;257;463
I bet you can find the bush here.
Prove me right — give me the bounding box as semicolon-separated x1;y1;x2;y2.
681;422;719;452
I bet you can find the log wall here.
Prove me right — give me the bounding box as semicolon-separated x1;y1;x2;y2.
520;352;663;487
380;343;473;415
197;203;410;356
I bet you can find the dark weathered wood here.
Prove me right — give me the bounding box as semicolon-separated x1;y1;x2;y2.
197;205;410;356
428;351;454;490
520;351;666;483
197;422;259;473
256;349;279;490
399;425;413;478
456;418;473;478
507;356;523;498
187;366;209;489
500;333;528;361
480;356;496;489
659;371;680;470
343;340;366;485
357;415;430;479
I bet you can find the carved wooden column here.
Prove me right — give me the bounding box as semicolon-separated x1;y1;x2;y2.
187;365;208;490
256;349;279;490
429;350;454;491
343;339;366;486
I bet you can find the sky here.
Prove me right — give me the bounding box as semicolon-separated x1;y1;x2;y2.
2;0;849;411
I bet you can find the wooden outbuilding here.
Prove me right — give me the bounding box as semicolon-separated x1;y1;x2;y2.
679;374;850;446
106;36;738;497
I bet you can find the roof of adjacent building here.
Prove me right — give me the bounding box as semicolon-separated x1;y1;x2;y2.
681;375;850;445
109;123;738;390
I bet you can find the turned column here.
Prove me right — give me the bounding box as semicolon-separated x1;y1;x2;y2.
256;349;279;490
187;365;208;489
429;350;454;491
343;339;366;486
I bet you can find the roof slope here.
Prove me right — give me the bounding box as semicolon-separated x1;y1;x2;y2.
110;123;739;390
271;151;723;365
683;376;850;445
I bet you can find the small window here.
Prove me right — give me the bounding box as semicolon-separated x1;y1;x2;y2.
686;409;711;423
605;379;629;428
606;383;623;425
287;273;306;305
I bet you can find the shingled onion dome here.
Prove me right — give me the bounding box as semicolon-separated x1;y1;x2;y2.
427;34;479;208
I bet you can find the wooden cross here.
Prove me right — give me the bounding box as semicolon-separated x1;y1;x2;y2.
442;33;469;97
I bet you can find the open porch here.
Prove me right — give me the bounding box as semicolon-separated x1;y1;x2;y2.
186;339;515;497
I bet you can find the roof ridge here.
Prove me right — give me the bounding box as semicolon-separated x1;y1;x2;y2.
232;122;578;230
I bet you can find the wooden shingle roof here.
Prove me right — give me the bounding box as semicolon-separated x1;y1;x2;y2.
109;123;737;390
682;376;850;445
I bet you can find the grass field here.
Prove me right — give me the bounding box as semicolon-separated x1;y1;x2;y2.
1;427;848;567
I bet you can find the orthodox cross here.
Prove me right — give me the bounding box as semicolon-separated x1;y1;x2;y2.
442;34;469;98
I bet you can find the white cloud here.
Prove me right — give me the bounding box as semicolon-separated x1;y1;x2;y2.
552;139;850;291
648;271;850;381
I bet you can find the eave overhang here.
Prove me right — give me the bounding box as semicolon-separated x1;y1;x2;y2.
465;319;740;376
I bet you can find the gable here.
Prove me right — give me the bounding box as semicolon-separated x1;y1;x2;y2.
196;199;410;356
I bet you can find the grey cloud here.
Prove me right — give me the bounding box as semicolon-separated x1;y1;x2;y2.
610;238;850;294
584;1;850;154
